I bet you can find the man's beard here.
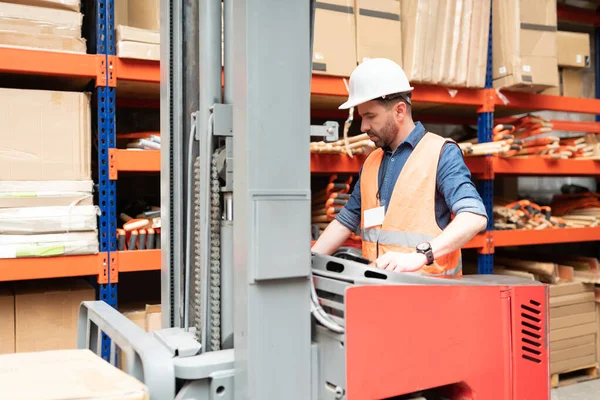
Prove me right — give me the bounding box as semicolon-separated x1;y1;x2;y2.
368;116;399;149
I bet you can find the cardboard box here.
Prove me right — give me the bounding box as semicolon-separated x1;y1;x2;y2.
312;0;356;77
466;0;491;88
0;88;91;181
117;25;160;45
115;0;129;26
493;0;558;92
0;2;82;38
450;0;474;86
128;0;160;31
355;0;401;66
14;279;95;352
561;68;584;98
431;0;453;84
401;0;428;82
421;0;441;83
0;30;86;53
557;31;590;68
0;285;15;354
0;349;149;400
0;0;80;12
542;67;584;97
117;41;160;61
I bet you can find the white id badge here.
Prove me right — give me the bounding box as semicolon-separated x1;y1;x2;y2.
364;206;385;228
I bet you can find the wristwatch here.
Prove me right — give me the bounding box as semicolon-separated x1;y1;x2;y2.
416;242;434;266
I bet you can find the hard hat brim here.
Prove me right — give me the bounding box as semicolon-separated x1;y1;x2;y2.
338;87;414;110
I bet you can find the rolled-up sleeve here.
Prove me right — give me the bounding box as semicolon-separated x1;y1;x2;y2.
335;171;362;233
437;143;488;220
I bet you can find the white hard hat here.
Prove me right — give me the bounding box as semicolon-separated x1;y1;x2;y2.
338;58;414;110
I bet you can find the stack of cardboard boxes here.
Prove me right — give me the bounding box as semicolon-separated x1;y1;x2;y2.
549;282;599;384
0;0;85;54
115;0;160;61
545;31;591;98
401;0;491;88
311;0;491;89
0;279;95;354
0;87;98;259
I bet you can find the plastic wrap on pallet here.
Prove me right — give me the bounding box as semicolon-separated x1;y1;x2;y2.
0;205;98;234
0;231;98;258
0;180;93;208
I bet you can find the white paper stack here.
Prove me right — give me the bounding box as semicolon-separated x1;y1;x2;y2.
0;181;98;259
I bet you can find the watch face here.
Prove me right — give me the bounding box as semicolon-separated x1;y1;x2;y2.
417;242;430;252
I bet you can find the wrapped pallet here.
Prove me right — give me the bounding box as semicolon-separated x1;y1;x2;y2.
402;0;490;87
549;282;599;386
492;0;559;92
0;1;85;53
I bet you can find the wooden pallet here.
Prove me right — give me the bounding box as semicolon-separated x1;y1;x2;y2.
551;363;600;388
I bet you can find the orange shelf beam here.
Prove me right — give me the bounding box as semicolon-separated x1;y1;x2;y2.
311;153;365;174
115;149;160;172
495;91;600;114
493;227;600;247
0;48;97;79
466;156;600;177
117;249;161;272
463;233;487;249
0;253;106;282
311;75;487;106
116;58;160;83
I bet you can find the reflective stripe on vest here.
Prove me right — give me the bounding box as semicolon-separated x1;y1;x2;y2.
362;227;434;248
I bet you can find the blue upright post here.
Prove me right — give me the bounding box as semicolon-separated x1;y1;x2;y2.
96;0;117;361
105;0;118;312
477;1;494;274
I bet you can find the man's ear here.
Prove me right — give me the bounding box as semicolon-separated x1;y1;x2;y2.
394;101;406;119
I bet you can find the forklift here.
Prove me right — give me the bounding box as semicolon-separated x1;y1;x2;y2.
77;0;551;398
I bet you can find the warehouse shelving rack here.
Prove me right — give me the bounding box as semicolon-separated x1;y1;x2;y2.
1;1;600;361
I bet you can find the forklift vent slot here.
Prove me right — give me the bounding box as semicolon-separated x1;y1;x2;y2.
522;321;540;331
326;262;345;273
522;337;541;347
364;270;388;280
523;354;542;364
521;304;541;315
521;300;543;364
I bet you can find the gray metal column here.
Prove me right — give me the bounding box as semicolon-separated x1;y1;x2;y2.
194;0;223;348
232;0;312;398
160;0;184;328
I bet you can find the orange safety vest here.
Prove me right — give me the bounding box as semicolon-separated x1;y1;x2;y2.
360;131;462;276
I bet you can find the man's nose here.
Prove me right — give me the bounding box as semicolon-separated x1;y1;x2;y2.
361;120;370;133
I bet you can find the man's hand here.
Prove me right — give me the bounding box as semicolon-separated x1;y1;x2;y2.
374;251;427;273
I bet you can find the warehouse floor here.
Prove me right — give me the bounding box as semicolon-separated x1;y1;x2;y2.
552;379;600;399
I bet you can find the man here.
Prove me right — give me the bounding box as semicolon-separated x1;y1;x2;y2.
311;58;488;276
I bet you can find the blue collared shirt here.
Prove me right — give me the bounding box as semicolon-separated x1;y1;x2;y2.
336;121;488;233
